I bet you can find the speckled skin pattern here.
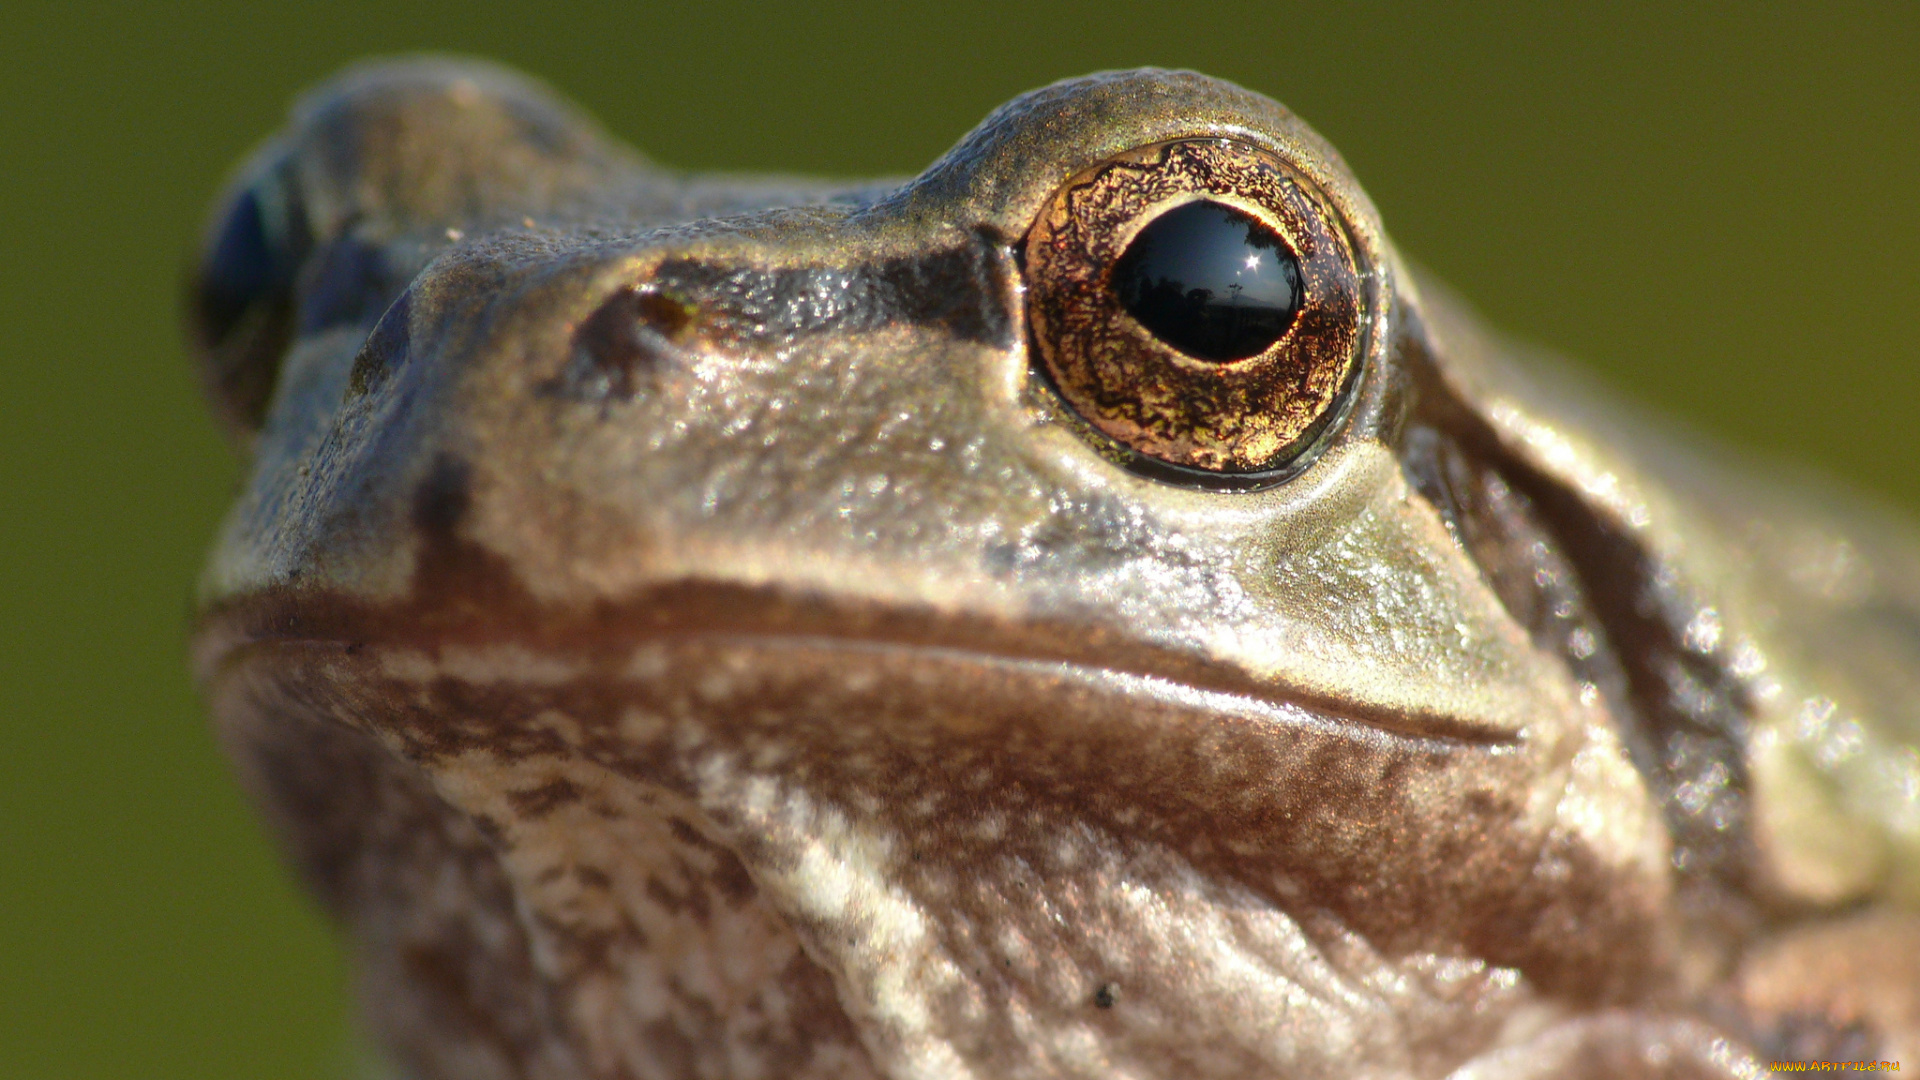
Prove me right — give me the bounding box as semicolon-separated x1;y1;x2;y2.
187;60;1920;1079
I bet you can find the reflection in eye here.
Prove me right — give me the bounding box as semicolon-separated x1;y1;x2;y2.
1110;200;1302;362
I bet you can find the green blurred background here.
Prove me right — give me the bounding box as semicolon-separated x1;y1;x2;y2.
2;2;1914;1075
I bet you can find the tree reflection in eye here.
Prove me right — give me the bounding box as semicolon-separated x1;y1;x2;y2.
1110;199;1302;362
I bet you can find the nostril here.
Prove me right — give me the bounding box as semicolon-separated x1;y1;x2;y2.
559;286;695;403
632;289;695;340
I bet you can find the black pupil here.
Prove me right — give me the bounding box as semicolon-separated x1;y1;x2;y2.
1110;199;1302;362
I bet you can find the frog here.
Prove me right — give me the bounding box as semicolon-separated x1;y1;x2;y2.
185;58;1920;1080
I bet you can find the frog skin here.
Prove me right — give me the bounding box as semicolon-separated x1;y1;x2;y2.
186;59;1920;1080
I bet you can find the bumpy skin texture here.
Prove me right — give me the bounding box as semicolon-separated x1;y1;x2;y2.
187;60;1920;1079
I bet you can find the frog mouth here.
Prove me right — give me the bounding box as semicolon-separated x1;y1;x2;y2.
196;569;1518;751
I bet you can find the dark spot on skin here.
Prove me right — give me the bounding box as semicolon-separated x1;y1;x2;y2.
575;866;611;889
1093;982;1118;1009
412;453;472;540
671;859;713;921
1461;790;1501;818
663;818;757;902
614;910;650;953
666;817;707;849
639;1018;702;1076
710;848;757;903
347;289;412;399
469;815;505;846
506;778;584;819
390;678;574;762
401;943;516;1055
1864;597;1920;654
551;922;624;971
644;875;686;916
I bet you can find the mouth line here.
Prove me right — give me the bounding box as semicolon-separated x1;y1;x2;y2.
196;578;1519;751
717;632;1516;750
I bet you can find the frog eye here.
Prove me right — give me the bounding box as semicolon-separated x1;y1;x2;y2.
188;160;312;438
1024;139;1366;486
